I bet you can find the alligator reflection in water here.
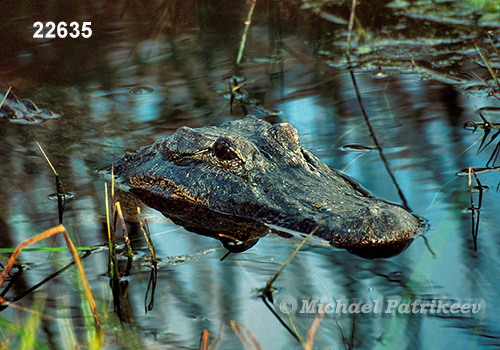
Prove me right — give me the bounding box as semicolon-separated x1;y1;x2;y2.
109;116;422;259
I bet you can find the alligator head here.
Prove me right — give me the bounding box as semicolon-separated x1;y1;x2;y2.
110;116;421;258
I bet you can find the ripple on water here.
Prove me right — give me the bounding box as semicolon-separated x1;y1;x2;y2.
129;86;154;95
47;192;75;201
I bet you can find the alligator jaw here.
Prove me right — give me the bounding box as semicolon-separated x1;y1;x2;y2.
128;186;269;253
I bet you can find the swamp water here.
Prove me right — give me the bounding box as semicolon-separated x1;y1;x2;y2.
0;0;500;349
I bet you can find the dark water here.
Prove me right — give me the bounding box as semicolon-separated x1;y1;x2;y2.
1;1;500;349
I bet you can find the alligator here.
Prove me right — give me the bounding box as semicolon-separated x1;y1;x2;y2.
0;90;59;123
109;116;421;258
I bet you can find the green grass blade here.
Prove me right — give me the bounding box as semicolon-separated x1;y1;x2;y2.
18;295;46;350
235;0;257;73
475;44;500;89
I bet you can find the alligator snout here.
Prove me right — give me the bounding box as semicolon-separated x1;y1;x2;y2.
321;202;419;258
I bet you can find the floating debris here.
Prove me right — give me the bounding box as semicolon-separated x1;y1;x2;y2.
340;144;376;152
9;116;44;124
463;84;495;97
456;166;500;176
0;90;60;123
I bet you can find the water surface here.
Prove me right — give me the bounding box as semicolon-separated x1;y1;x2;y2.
1;1;500;349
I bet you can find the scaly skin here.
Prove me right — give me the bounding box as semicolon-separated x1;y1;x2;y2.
110;116;421;258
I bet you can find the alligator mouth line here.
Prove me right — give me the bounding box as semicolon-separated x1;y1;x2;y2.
127;175;205;205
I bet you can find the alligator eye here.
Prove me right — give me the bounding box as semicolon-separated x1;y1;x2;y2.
213;140;239;161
